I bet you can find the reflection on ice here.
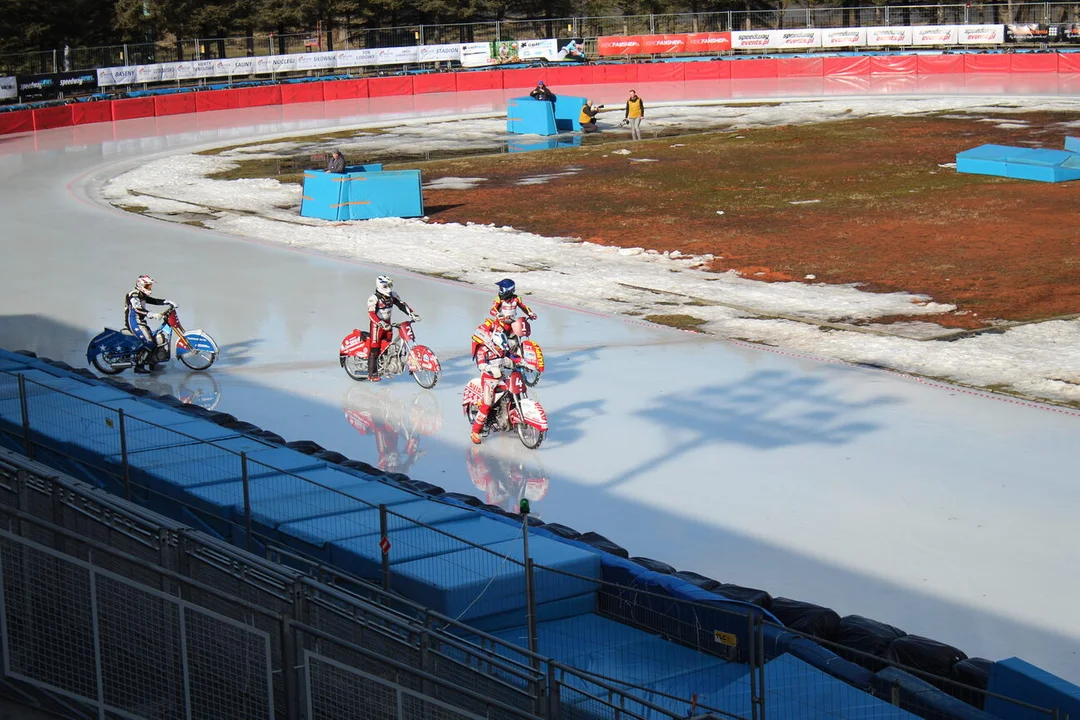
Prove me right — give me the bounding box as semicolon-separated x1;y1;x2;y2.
124;370;222;411
342;384;441;475
466;443;550;516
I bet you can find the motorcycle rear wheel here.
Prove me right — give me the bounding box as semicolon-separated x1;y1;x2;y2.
90;350;125;375
516;423;545;450
343;355;368;381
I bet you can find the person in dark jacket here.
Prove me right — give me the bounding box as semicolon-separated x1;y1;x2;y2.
529;81;556;104
327;149;346;173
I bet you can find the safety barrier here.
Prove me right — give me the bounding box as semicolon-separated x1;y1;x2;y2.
507;95;585;135
5;52;1080;136
301;165;425;220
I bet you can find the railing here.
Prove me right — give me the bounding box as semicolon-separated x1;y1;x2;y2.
0;367;1063;720
2;3;1077;76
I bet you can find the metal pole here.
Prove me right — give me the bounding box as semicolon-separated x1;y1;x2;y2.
118;410;131;500
17;375;33;460
521;508;539;668
747;613;758;720
51;49;57;74
88;571;107;720
241;452;252;552
380;504;390;591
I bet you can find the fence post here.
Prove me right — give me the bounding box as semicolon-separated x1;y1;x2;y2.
118;409;131;500
545;663;560;720
241;452;251;552
17;375;33;460
649;13;656;33
379;504;390;591
756;614;766;720
521;505;540;669
747;613;758;720
88;570;106;720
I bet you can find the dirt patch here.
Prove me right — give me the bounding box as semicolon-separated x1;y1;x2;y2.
416;113;1080;329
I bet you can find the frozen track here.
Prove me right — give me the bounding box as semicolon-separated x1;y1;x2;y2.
1;75;1078;681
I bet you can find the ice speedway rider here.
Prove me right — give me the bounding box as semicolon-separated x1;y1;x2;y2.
469;323;520;445
490;278;537;326
367;274;420;382
125;275;176;374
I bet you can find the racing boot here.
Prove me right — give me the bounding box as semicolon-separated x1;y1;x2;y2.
470;404;490;445
133;348;151;374
367;349;381;382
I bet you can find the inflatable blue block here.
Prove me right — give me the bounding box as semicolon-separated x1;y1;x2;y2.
507;97;557;136
278;497;473;548
1065;136;1080;153
553;95;587;132
508;136;582;153
985;657;1080;720
300;165;423;220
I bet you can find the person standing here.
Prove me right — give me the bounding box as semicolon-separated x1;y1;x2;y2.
624;89;645;140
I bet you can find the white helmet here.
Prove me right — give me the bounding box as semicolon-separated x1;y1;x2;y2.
375;275;393;297
136;275;154;296
490;328;511;355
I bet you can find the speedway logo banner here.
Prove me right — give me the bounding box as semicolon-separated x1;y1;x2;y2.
911;25;959;45
821;28;866;47
959;25;1005;44
865;26;913;46
418;44;464;63
0;76;18;100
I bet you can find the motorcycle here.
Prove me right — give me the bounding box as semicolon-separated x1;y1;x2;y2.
510;317;544;387
339;320;440;389
87;306;218;375
462;359;548;449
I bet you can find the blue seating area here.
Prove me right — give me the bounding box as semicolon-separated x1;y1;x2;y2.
956;138;1080;183
300;163;425;220
2;346;1079;720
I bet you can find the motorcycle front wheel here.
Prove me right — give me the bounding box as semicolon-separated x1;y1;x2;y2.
343;355;368;381
90;350;125;375
178;332;217;371
520;366;541;387
516;422;545;450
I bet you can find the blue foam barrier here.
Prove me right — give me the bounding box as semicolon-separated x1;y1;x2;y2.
985;657;1080;720
956;143;1080;183
508;136;582;153
553;95;587;132
300;166;424;220
278;497;475;549
390;535;601;622
1065;136;1080;153
873;667;998;720
506;97;557;135
466;592;596;634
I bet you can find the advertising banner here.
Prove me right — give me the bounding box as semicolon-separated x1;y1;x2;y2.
0;76;16;100
519;39;558;60
821;28;867;47
731;31;773;50
598;36;643;56
418;44;463;63
373;46;418;66
642;34;687;54
18;70;99;99
135;64;164;83
959;25;1005;44
460;42;496;67
1003;23;1072;42
685;32;732;52
772;29;822;49
865;26;913;46
911;25;959;45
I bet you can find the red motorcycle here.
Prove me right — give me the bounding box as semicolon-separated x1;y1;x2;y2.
339;320;440;388
462;359;548;449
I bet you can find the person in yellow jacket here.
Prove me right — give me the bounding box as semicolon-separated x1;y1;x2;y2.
624;89;645;140
579;99;603;133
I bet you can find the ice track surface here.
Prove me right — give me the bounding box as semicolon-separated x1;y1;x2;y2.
1;75;1078;682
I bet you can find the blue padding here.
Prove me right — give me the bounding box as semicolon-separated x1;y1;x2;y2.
957;144;1014;161
1006;164;1059;182
467;592;596;634
506;97;557;136
330;515;520;572
873;667;998;720
391;535;601;621
1065;136;1080;153
0;358;31;371
278;497;472;547
508;136;581;153
553;95;586;133
300;168;424;220
771;633;875;690
985;657;1080;720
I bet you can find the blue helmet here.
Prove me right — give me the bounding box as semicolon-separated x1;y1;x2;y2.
496;279;516;300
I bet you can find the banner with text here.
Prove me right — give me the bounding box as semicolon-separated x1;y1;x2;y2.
0;76;16;100
17;70;99;99
598;32;731;56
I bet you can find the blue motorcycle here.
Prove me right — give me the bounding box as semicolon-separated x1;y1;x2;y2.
87;306;218;375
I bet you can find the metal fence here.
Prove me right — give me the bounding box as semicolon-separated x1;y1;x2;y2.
2;3;1079;76
0;367;1064;720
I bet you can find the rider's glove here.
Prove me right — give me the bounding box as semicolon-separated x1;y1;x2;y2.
165;299;177;308
500;356;515;369
528;313;537;320
410;313;421;322
378;321;391;330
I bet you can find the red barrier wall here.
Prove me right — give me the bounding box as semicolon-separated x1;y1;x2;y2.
823;56;869;76
111;97;156;121
237;85;282;107
71;101;114;126
280;82;325;104
778;57;824;77
33;105;74;131
870;55;917;75
917;55;965;75
322;79;368;100
366;76;412;97
195;89;240;112
0;109;34;135
455;71;503;91
964;55;1011;73
412;73;457;94
5;53;1080;138
729;59;778;79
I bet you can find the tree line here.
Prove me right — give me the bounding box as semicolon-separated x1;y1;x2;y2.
1;0;886;56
